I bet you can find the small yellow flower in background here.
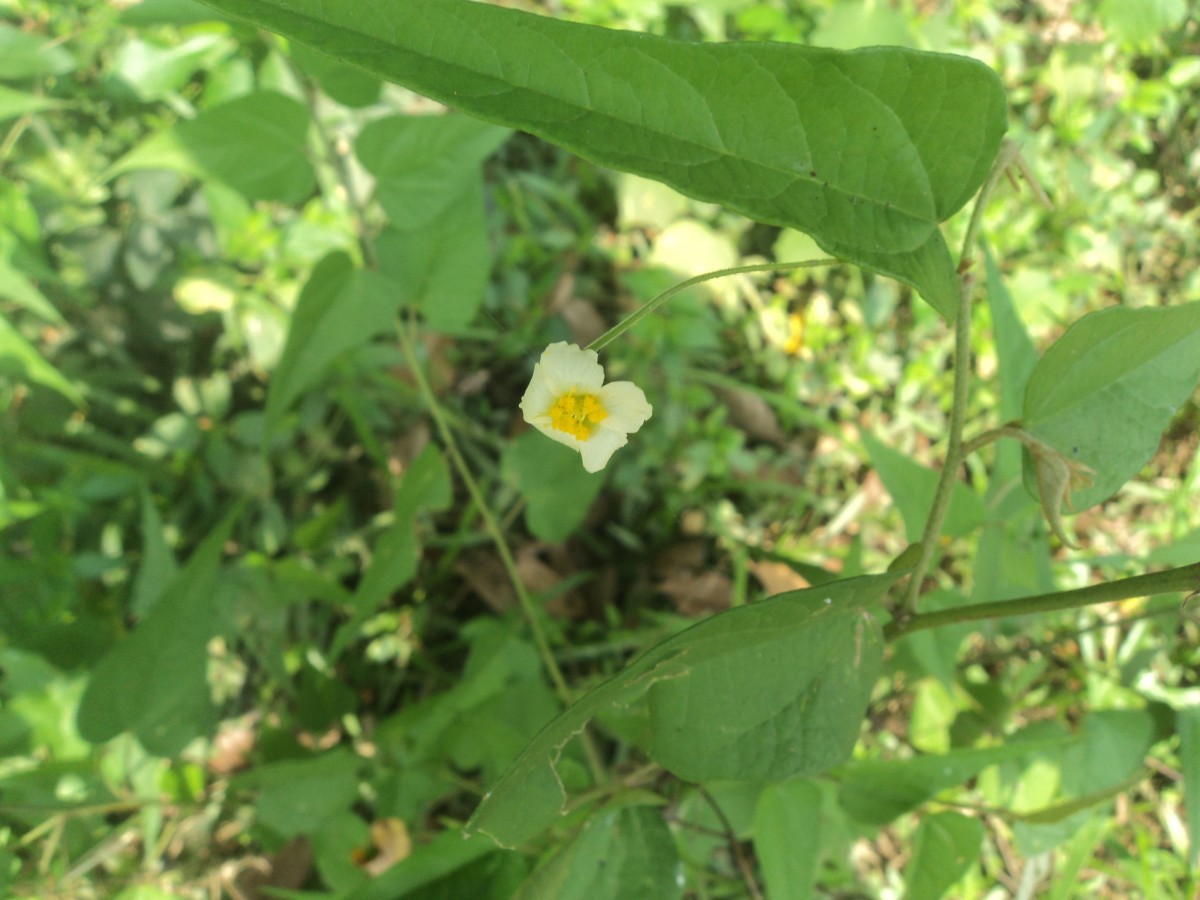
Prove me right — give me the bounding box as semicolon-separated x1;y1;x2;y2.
520;342;652;473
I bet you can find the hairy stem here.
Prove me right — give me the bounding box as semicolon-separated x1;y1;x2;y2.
894;141;1022;622
587;258;839;352
885;561;1200;641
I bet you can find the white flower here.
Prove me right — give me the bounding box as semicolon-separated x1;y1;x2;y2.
519;342;652;473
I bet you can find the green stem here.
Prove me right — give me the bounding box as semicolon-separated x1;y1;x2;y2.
586;258;839;352
285;41;378;269
961;423;1026;459
894;141;1021;621
396;324;569;701
396;323;607;783
885;561;1200;641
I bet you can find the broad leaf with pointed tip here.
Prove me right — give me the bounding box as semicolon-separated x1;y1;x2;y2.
194;0;1006;317
1022;301;1200;511
467;572;901;848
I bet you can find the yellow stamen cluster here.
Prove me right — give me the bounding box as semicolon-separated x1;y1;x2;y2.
548;391;608;440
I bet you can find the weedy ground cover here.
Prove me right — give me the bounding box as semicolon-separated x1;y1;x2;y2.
1;1;1199;897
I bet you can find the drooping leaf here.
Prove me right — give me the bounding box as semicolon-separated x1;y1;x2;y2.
468;572;901;848
194;0;1006;313
1022;302;1200;511
266;252;404;426
76;511;238;756
513;806;682;900
905;812;984;900
108;90;315;203
754;779;823;900
836;739;1070;827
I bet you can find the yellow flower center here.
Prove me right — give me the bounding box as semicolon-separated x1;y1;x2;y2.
548;391;608;440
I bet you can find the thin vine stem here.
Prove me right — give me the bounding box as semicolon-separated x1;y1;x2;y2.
395;325;567;703
586;258;839;352
395;322;607;784
894;140;1022;622
885;561;1200;641
961;423;1026;458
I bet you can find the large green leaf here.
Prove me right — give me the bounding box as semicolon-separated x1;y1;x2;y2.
513;806;682;900
1022;302;1200;510
233;749;360;838
195;0;1006;309
76;512;237;756
356;114;510;230
753;779;823;900
824;227;960;319
467;572;901;848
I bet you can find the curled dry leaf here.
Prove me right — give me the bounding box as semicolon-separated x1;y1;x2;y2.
713;385;785;445
363;818;412;876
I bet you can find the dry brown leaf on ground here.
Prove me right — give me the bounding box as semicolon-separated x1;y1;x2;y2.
455;544;584;617
362;818;412;876
234;837;313;900
658;570;733;616
713;385;785;445
746;559;810;596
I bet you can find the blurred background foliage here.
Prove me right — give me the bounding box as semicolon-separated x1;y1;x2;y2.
1;0;1198;897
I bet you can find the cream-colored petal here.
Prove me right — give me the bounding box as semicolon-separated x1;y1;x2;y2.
538;342;604;394
578;429;626;472
598;381;652;434
519;368;556;423
534;420;588;453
